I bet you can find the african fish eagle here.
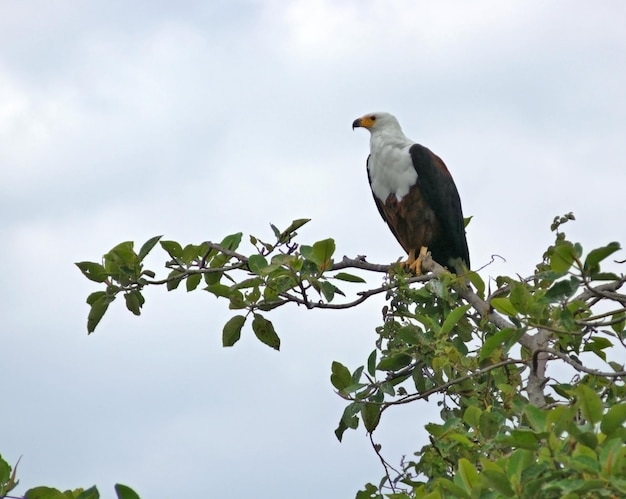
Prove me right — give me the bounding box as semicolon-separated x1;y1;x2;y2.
352;112;470;274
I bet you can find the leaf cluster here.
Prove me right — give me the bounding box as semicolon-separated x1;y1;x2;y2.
76;219;366;349
0;455;140;499
348;217;626;498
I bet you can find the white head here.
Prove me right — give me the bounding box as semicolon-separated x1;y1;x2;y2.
352;112;404;135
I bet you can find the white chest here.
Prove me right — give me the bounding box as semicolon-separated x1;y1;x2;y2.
367;135;417;203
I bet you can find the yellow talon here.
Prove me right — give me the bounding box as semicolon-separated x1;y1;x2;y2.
402;246;428;275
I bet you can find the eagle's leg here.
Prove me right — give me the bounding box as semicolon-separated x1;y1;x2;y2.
406;246;429;275
402;249;417;272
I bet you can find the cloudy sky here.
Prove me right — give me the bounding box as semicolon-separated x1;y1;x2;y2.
1;1;625;497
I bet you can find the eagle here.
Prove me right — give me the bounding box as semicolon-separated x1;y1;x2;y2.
352;112;470;274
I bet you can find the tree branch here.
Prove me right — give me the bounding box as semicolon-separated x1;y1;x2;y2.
535;348;626;378
376;358;526;408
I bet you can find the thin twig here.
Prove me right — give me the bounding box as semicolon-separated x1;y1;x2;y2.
375;358;526;408
369;433;403;494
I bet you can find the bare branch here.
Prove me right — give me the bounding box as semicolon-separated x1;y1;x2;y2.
331;256;392;273
200;241;249;265
535;348;626;377
275;273;434;310
526;329;550;407
143;262;246;286
369;433;401;494
576;277;626;304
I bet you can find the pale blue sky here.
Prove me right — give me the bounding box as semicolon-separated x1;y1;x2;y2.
1;1;625;497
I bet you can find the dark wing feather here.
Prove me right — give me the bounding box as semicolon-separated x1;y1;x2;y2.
409;144;470;270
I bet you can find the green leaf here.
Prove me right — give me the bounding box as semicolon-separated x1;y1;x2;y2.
209;251;230;269
480;328;520;361
160;240;183;259
509;283;533;315
182;244;200;264
549;406;577;433
186;273;202;292
222;315;246;347
333;272;366;283
86;291;107;306
467;271;485;299
76;486;100;499
481;468;514;496
75;261;108;283
583;336;613;361
437;478;470;499
87;295;114;333
335;402;361;441
506;448;533;481
463;406;482;429
507;429;540;450
138;235;162;262
571;426;598;449
457;458;480;492
550;242;575;273
396;326;421;345
106;241;137;264
246;285;261;303
490;298;517;317
204;270;222;286
377;353;412;371
367;350;377;377
114;484;141;499
232;277;263;290
220;232;243;251
440;304;471;336
559;308;576;330
248;254;269;275
576;384;604;425
309;238;336;270
599;438;624;477
355;483;382;499
571;454;600;474
584;241;621;274
251;313;280;350
361;402;381;433
612;311;626;335
141;269;155;279
166;270;184;291
206;283;231;298
25;487;68;499
479;411;499;439
601;403;626;436
0;455;10;484
228;289;246;309
449;432;474;447
541;277;580;303
278;218;310;242
124;290;144;316
319;281;337;302
331;361;353;391
299;245;315;263
524;405;547;432
591;272;620;281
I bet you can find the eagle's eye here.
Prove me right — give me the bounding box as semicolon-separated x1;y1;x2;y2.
370;115;377;121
